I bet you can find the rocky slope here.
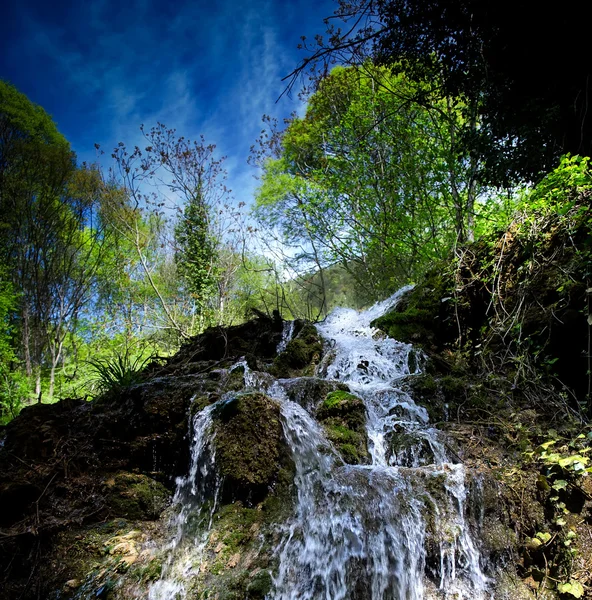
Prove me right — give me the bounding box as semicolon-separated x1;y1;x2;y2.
1;190;592;599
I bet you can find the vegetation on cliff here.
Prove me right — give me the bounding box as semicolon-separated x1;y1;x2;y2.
371;156;592;597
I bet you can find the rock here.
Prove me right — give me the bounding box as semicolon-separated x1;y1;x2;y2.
271;322;323;377
104;472;170;520
213;393;288;504
316;391;369;465
64;579;81;590
279;377;349;413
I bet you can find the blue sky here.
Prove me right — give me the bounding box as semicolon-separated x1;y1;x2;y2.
1;0;336;207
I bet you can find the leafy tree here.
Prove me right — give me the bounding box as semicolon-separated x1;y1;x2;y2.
110;124;238;337
174;178;219;323
0;269;27;421
287;0;591;186
1;80;74;398
255;65;479;299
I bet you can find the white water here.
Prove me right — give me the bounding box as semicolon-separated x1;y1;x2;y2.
149;288;490;599
148;403;219;600
269;286;489;599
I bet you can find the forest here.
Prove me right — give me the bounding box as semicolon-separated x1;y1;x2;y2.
1;0;592;598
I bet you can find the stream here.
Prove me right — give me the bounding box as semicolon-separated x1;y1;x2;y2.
149;288;491;599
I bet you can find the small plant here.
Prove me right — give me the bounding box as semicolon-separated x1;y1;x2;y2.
88;350;153;395
522;431;592;597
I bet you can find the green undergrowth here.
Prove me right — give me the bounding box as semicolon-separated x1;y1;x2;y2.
369;156;592;597
375;156;592;420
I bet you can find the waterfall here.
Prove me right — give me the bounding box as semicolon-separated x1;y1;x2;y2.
148;403;219;600
149;288;491;599
269;286;489;599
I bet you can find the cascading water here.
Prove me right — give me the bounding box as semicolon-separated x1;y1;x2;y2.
148;404;219;600
269;286;489;600
149;288;491;599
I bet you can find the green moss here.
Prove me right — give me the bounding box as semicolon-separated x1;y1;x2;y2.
322;390;359;410
246;570;273;598
214;393;285;502
224;366;246;392
104;472;170;520
215;503;260;550
315;390;369;465
410;375;438;397
440;376;466;398
323;423;367;465
326;423;357;442
271;323;323;377
133;558;162;583
372;268;454;348
372;307;436;345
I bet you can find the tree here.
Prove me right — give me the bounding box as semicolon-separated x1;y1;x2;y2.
1;80;73;398
255;65;478;299
110;124;235;337
286;0;592;186
0;269;27;421
0;82;118;400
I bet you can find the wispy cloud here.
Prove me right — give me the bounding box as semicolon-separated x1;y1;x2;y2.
1;0;335;210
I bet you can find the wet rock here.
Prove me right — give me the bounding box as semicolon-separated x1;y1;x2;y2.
280;377;349;414
316;390;369;465
385;426;438;467
103;472;170;520
271;322;323;378
213;393;288;504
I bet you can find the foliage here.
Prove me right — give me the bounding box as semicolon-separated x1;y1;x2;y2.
110;124;247;337
288;0;591;186
0;271;28;422
521;430;592;596
255;65;481;301
87;349;153;395
174;188;218;313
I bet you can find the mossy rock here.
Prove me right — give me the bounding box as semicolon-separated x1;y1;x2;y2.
316;391;369;465
213;393;286;504
188;500;282;600
271;323;323;377
38;520;166;600
371;269;457;350
104;472;170;520
404;374;496;423
384;428;436;467
246;569;273;598
280;377;349;413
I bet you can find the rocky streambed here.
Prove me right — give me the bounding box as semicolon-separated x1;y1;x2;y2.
1;295;591;599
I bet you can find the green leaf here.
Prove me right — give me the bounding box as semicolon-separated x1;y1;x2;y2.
557;580;584;597
536;531;552;543
552;480;568;491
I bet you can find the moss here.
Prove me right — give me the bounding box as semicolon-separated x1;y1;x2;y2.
189;497;284;600
246;570;273;598
133;558;162;583
316;390;369;465
104;472;170;520
323;424;367;465
213;393;285;504
321;390;358;410
271;323;323;377
372;268;455;349
372;307;436;345
224;366;246;392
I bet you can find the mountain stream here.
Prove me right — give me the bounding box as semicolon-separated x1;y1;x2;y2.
149;288;491;599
